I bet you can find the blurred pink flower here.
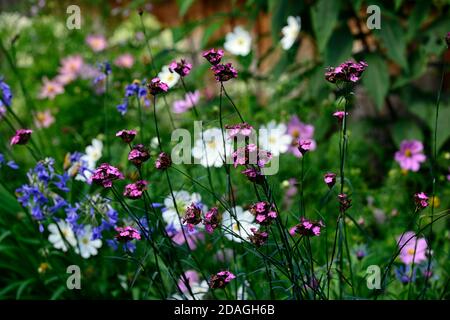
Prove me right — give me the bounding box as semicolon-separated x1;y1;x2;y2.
394;140;426;172
172;90;200;114
178;270;200;293
86;34;107;52
171;227;204;250
57;55;84;84
114;54;134;69
397;231;428;265
287;115;316;157
39;77;64;100
34;110;55;128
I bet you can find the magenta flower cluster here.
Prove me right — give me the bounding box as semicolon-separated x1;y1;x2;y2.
325;60;368;83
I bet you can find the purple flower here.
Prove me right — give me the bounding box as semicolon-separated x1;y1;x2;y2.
297;139;313;155
394;140;426;172
116;129;137;143
249;201;277;226
241;167;264;184
209;270;236;289
155;152;172;170
203;207;220;234
324;172;336;189
10;129;32;146
225;122;253;139
338;193;352;213
287;116;316;157
169;59;192;77
92;163;124;188
292;217;324;237
182;203;203;229
128;144;150;167
211;63;238;82
202;48;224;65
325;60;368;83
172;90;200;114
414;192;429;209
123;180;148;200
147;77;169;95
115;226;141;242
248;228;268;247
333;111;348;122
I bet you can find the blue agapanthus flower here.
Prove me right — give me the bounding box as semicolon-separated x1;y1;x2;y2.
0;153;19;170
116;80;150;115
0;77;13;107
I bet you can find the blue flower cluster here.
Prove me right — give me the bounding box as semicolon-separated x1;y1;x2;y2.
0;76;13;107
0;153;19;170
16;158;70;232
66;194;118;239
116;80;150;115
16;158;119;239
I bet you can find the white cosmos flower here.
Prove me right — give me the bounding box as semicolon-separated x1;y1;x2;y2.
158;65;180;88
48;220;77;252
192;128;232;168
222;206;258;243
75;225;102;259
259;121;292;157
281;16;301;50
163;190;202;231
171;280;209;300
75;138;103;182
224;26;252;56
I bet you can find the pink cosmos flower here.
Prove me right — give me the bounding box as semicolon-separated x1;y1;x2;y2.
178;270;200;293
172;91;200;114
57;55;84;84
34;110;55;129
169;227;204;250
394;140;426;172
115;226;141;242
86;34;107;52
39;77;64;100
10;129;33;146
287;115;316;157
397;231;428;265
114;54;134;69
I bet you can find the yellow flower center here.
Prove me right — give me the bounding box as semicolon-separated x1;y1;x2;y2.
405;149;412;157
407;248;415;255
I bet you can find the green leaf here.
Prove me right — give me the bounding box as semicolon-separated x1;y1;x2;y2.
311;0;340;53
268;0;288;42
201;21;222;49
362;54;390;110
176;0;194;17
391;121;424;148
325;24;353;67
406;2;431;41
375;17;408;71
